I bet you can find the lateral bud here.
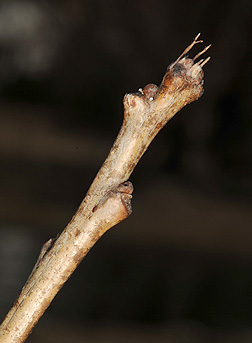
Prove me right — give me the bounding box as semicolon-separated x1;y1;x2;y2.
123;93;148;121
91;181;134;236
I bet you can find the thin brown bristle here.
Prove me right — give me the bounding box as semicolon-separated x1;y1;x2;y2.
171;33;204;67
199;56;211;67
194;33;201;41
193;44;212;61
194;58;204;66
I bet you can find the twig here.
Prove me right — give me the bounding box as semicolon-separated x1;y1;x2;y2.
0;34;210;343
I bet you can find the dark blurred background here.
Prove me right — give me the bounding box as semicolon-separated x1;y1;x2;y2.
0;0;252;342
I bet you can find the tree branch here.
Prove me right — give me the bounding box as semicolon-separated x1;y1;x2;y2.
0;34;210;343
